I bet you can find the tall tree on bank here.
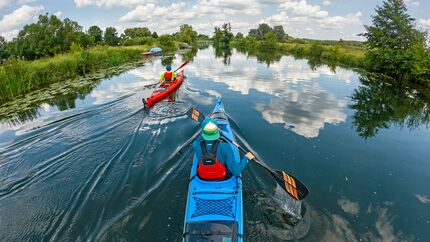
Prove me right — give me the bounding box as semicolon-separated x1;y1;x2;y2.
6;14;90;60
104;27;119;46
213;23;233;47
362;0;429;83
88;25;103;44
177;24;198;44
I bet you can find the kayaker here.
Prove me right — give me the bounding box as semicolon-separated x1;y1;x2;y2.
160;65;176;86
192;118;254;179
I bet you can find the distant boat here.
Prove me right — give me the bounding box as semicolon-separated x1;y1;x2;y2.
143;47;162;56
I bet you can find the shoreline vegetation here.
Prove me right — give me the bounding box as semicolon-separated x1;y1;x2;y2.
0;45;152;104
1;0;429;106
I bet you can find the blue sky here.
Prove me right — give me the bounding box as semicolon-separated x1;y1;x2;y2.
1;0;429;41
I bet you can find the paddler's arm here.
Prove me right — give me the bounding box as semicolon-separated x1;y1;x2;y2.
172;72;177;80
223;144;249;176
160;73;165;83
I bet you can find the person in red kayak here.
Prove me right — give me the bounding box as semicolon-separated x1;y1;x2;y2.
193;118;253;180
160;65;176;87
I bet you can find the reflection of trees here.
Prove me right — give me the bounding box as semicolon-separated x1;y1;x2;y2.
197;41;210;50
0;60;143;124
1;80;100;125
214;46;232;65
181;47;198;62
350;74;430;139
161;56;175;66
235;47;283;67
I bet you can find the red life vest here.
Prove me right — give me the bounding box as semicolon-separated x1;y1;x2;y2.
197;140;227;180
164;71;173;82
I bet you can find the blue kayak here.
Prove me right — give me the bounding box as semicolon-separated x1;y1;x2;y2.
150;47;162;53
183;96;243;242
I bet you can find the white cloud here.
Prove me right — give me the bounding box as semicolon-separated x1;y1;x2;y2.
0;0;10;9
193;0;261;15
318;12;362;29
418;18;430;30
74;0;151;8
120;3;188;22
405;0;420;6
323;0;331;6
0;0;37;9
280;0;328;19
1;29;18;40
259;0;364;40
17;0;37;4
0;5;44;35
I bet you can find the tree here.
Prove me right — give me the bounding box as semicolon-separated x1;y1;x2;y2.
260;32;278;50
248;23;273;40
152;31;158;39
104;27;119;46
213;23;233;47
88;25;103;44
123;27;151;39
6;14;84;59
362;0;429;82
0;36;9;60
158;34;176;51
273;25;286;41
177;24;198;44
235;32;244;39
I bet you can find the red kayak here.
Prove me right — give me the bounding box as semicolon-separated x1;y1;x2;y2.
142;71;184;107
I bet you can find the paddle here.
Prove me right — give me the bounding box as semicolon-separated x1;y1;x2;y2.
186;107;309;201
143;61;189;90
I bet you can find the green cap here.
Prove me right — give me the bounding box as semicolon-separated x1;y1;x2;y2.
201;118;220;141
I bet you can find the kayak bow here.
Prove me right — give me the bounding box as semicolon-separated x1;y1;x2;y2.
183;96;243;242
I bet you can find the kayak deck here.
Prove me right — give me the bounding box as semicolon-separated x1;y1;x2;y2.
143;71;184;107
183;97;243;242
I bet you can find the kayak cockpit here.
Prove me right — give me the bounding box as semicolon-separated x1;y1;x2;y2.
184;221;239;242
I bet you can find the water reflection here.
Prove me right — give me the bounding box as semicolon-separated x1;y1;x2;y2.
188;52;351;138
350;74;430;139
0;61;148;124
214;46;232;65
236;47;283;67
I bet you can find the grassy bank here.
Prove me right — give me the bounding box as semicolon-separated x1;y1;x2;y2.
0;45;151;104
232;39;366;69
280;42;366;68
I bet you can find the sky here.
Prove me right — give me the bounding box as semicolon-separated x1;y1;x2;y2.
1;0;430;41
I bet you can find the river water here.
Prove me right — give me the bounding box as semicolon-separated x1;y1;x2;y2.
0;46;429;241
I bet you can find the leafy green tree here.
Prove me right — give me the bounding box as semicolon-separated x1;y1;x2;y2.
248;23;272;40
152;31;158;39
362;0;429;82
158;34;176;51
213;23;233;47
213;27;223;44
177;24;198;44
88;25;103;44
124;27;151;39
235;32;244;39
6;14;84;59
104;27;119;46
273;25;287;41
260;32;278;50
0;36;10;60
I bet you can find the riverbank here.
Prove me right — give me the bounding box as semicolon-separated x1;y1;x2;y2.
232;39;367;69
0;45;153;104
